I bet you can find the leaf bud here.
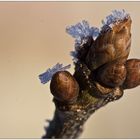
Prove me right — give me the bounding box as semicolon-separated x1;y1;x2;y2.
123;59;140;89
50;71;79;103
96;61;127;88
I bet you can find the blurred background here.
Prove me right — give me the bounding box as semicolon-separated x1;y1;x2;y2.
0;1;140;138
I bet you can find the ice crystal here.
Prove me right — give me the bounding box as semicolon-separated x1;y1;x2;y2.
101;9;129;31
66;20;99;62
66;10;129;62
66;20;99;48
39;63;71;84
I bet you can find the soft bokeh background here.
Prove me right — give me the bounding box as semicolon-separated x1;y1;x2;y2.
0;1;140;138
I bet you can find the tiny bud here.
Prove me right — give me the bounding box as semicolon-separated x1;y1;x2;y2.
96;61;127;88
123;59;140;89
50;71;79;103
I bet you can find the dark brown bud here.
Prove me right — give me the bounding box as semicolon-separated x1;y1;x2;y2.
50;71;79;103
123;59;140;89
96;61;127;88
86;16;132;71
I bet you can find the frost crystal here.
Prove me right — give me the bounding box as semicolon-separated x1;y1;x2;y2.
39;63;71;84
66;20;99;48
101;9;129;31
66;20;99;62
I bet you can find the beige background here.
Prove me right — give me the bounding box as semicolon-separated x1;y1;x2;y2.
0;2;140;138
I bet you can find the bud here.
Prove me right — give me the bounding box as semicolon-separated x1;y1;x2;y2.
96;61;127;88
50;71;79;103
123;59;140;89
86;16;132;71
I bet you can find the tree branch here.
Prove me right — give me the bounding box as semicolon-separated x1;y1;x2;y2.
42;63;124;138
40;10;140;139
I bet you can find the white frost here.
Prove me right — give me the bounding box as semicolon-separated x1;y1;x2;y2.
39;63;71;84
66;20;99;48
101;9;129;31
66;20;99;62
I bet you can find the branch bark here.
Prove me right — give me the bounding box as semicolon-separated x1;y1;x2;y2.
42;62;124;138
40;11;140;138
42;95;113;138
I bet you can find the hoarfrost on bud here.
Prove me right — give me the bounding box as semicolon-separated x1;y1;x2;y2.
66;20;99;48
66;20;99;62
101;9;129;32
39;63;71;84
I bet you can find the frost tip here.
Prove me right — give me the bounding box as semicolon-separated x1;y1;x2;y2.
101;9;130;31
39;63;71;84
66;20;99;47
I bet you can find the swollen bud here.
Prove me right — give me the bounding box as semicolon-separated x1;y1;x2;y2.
50;71;79;103
96;61;127;88
86;15;131;71
123;59;140;89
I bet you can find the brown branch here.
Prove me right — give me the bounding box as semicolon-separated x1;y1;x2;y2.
40;10;140;139
42;62;124;138
42;94;115;138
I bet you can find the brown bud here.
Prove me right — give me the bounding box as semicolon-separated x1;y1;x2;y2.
123;59;140;89
96;61;127;88
50;71;79;103
86;16;132;71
